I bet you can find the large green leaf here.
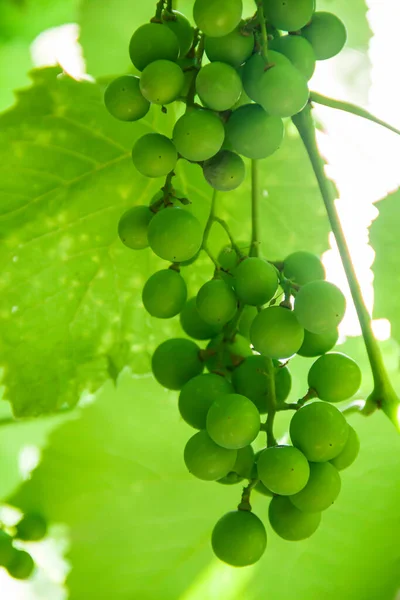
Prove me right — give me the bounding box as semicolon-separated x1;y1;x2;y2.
11;369;400;600
370;189;400;344
0;68;329;417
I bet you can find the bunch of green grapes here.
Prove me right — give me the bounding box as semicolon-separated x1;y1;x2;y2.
0;513;47;580
106;0;358;569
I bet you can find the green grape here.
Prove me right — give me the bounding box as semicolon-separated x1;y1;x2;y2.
204;24;254;68
225;103;284;160
203;150;245;192
302;12;347;60
294;280;346;334
118;205;153;250
251;450;273;496
132;133;177;178
184;430;237;480
232;356;292;413
257;445;310;496
178;57;197;97
254;481;274;496
232;86;253;109
147;207;203;262
330;424;360;470
7;550;35;580
193;0;243;38
129;23;180;71
15;513;47;542
269;496;321;541
251;307;305;359
179;373;233;429
238;305;258;339
152;338;204;390
218;445;255;484
290;461;341;513
242;52;291;104
270;35;316;80
196;62;243;111
308;352;362;403
206;393;260;449
256;63;309;118
205;333;253;374
235;257;278;306
173;109;225;161
142;269;187;319
196;279;237;326
290;401;349;462
140;60;184;105
263;0;315;32
164;10;194;56
0;531;14;567
283;251;325;285
218;246;239;272
104;75;150;121
297;328;339;357
180;298;223;340
211;510;267;567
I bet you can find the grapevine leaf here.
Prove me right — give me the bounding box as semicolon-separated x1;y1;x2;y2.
370;189;400;344
10;369;400;600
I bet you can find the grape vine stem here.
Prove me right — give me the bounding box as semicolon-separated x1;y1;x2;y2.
255;1;269;63
310;92;400;137
293;104;400;431
202;189;219;269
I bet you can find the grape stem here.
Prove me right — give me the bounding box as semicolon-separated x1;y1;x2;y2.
202;189;219;269
310;92;400;137
340;400;366;417
255;1;269;63
213;216;244;258
293;104;400;431
238;478;259;511
151;0;165;22
250;160;261;258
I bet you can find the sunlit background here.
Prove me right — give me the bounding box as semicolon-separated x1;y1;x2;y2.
1;0;400;597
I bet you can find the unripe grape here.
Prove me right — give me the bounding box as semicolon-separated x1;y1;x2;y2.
173;109;225;161
196;279;237;326
257;63;309;118
193;0;243;38
232;356;292;413
297;328;339;357
164;10;194;57
15;514;47;542
242;52;291;104
218;246;239;271
205;333;252;375
294;280;346;334
7;550;35;580
205;25;254;68
179;373;233;429
308;352;362;403
184;430;237;480
270;35;316;80
152;338;204;390
196;62;242;111
129;23;180;71
290;401;349;462
142;269;187;319
330;425;360;470
283;251;325;285
235;257;278;306
302;12;347;60
290;461;341;513
269;496;321;541
251;307;305;359
118;205;153;250
0;531;14;567
251;450;273;496
263;0;315;32
203;150;245;192
180;298;223;340
238;305;258;339
225;103;284;160
132;133;177;178
257;445;310;495
104;75;150;121
140;60;184;105
147;207;203;263
206;393;260;449
212;511;267;567
218;445;255;484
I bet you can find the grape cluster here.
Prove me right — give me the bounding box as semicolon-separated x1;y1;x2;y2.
105;0;357;569
0;513;47;580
